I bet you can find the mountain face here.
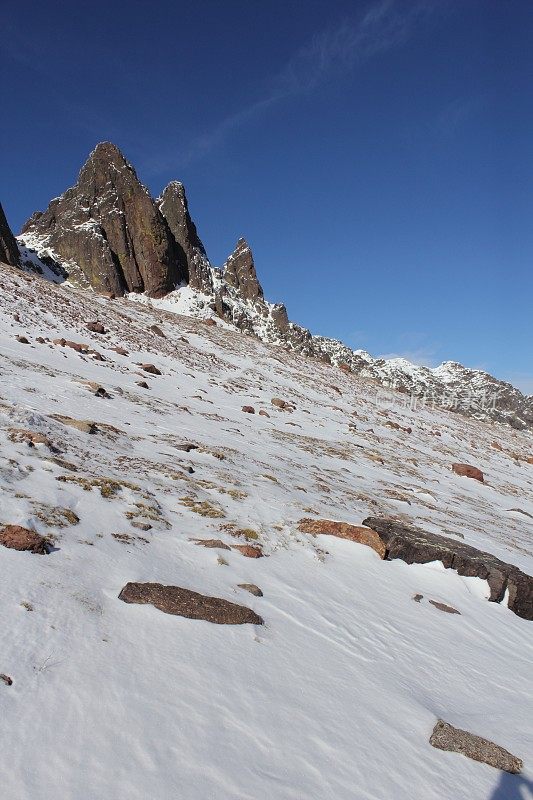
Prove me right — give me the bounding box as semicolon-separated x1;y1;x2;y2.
157;181;213;293
16;141;533;430
0;203;20;266
20;142;186;297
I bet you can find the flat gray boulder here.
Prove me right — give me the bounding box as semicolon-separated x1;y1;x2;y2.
430;719;523;774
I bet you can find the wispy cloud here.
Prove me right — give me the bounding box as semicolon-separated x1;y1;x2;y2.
145;0;438;174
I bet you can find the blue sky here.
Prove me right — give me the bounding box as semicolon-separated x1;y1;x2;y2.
2;0;532;392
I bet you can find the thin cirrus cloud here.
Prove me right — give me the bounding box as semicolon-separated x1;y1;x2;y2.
144;0;440;174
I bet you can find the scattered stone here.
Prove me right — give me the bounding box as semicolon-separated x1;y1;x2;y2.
271;397;294;411
51;415;98;434
149;324;165;337
258;410;270;418
203;318;217;327
86;321;106;334
413;593;424;602
429;600;461;615
191;538;231;550
452;463;484;483
0;525;50;555
174;443;198;453
429;719;522;774
297;518;386;559
136;381;150;389
232;544;263;558
363;517;533;621
118;582;263;625
0;674;13;686
131;521;153;532
16;335;30;344
111;346;129;356
8;428;59;452
241;405;255;414
237;583;263;597
140;364;162;375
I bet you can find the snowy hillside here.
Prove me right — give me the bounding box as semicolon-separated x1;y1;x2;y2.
1;261;532;800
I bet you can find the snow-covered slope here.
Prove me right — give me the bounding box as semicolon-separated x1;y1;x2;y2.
1;261;532;799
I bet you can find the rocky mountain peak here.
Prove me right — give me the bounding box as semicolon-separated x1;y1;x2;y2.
0;203;20;267
157;181;213;293
223;238;264;302
20;142;187;298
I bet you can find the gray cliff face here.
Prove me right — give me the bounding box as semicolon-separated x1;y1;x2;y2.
0;203;20;266
157;181;213;294
21;142;187;297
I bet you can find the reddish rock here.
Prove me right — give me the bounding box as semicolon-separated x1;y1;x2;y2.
0;202;20;266
203;318;217;327
452;463;484;483
118;582;263;625
491;441;503;451
339;363;351;373
232;544;263;559
0;525;49;555
222;238;264;302
241;405;255;414
297;518;386;558
140;364;162;375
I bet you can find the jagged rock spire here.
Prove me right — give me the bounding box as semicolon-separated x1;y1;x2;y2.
21;142;187;297
157;181;213;293
0;203;20;266
223;238;264;302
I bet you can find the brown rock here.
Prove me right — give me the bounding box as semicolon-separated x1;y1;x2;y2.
297;518;386;558
149;324;165;337
238;584;263;597
140;364;162;375
258;410;270;418
111;346;129;356
86;321;106;334
0;674;13;686
452;463;484;482
191;538;231;550
271;397;294;411
241;405;255;414
8;428;58;451
232;544;263;559
429;719;523;774
428;599;461;615
0;525;49;555
203;318;217;327
118;582;263;625
51;415;98;434
136;381;150;389
16;335;30;344
0;202;20;266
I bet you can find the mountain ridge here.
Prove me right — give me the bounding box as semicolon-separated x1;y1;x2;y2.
3;140;531;431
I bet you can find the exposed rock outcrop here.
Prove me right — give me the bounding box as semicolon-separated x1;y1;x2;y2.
363;517;533;621
158;181;213;293
0;203;20;266
118;582;263;624
20;142;187;297
0;525;50;554
223;238;264;302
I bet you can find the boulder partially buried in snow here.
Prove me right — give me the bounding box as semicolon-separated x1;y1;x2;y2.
452;463;484;482
297;518;386;559
429;719;523;774
0;525;50;555
118;582;263;625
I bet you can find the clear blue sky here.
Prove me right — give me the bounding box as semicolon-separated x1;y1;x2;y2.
2;0;532;392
